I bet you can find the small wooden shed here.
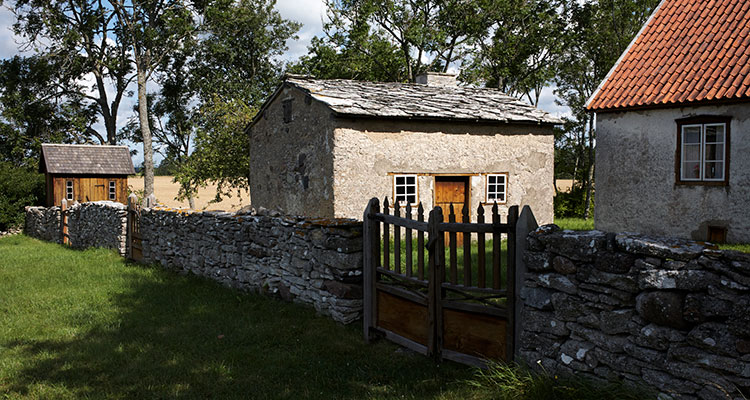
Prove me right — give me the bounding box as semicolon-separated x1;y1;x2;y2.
40;144;135;206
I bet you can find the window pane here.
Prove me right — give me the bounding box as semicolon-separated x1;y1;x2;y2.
406;176;415;185
683;144;701;161
704;144;724;161
407;195;416;204
498;193;506;202
406;186;415;195
682;126;701;143
488;175;496;184
705;125;724;143
488;192;496;199
496;175;506;184
704;162;724;180
396;186;405;195
396;176;404;185
682;162;701;179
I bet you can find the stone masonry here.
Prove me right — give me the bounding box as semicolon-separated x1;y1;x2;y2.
520;225;750;400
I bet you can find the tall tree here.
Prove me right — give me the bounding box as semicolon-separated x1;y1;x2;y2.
554;0;660;219
111;0;196;199
11;0;133;144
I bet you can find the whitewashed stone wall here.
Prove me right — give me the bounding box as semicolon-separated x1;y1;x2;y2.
139;207;364;323
521;225;750;400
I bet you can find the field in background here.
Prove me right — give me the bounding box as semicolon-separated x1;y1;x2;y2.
128;176;248;211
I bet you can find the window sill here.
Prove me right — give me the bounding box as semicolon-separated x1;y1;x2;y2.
675;180;728;187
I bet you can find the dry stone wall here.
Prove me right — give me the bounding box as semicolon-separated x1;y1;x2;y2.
139;207;364;324
520;225;750;400
25;205;62;243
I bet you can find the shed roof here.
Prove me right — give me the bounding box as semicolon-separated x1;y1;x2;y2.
41;144;135;175
272;76;562;125
587;0;750;112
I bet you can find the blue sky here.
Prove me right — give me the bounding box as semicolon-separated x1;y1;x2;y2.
0;0;569;165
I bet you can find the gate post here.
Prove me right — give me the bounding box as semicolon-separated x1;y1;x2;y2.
60;199;68;245
363;197;380;342
127;193;137;260
506;205;519;362
427;207;444;361
514;206;538;360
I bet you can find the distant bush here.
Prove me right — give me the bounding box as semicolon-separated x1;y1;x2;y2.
0;162;44;231
554;184;594;218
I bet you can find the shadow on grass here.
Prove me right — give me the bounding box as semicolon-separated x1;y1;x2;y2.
3;250;473;399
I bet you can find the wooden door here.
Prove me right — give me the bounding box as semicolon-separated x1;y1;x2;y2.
434;176;469;245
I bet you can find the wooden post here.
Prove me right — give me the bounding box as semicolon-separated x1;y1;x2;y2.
492;202;501;289
514;205;538;361
144;193;156;208
448;204;457;285
417;203;425;281
405;202;413;277
506;205;519;362
427;207;444;361
394;201;401;275
363;197;380;343
477;205;486;288
383;197;390;271
127;193;137;260
60;199;68;245
462;204;471;286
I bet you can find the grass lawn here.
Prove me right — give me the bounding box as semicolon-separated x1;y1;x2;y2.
554;217;595;231
0;235;476;399
718;242;750;253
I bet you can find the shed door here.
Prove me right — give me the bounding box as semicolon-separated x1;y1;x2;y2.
435;176;469;245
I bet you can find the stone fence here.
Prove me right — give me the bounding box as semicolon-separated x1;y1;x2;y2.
520;225;749;400
25;202;363;324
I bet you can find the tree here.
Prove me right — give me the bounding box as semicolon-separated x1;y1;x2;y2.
554;0;660;219
0;56;97;167
461;0;564;106
110;0;196;200
11;0;134;145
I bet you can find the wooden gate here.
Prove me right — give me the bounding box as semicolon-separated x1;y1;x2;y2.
363;197;518;366
127;194;144;262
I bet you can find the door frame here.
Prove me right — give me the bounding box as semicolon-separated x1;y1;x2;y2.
432;175;472;221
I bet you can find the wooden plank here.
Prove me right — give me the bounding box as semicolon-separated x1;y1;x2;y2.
441;349;490;368
376;291;429;346
381;330;429;356
405;203;413;277
439;222;510;233
462;205;471;286
376;282;428;304
372;213;428;231
442;308;507;361
394;202;401;275
60;199;68;245
477;206;486;288
442;299;508;318
506;205;519;362
417;203;425;281
441;282;507;295
449;204;458;285
383;197;390;271
427;207;442;360
376;268;428;286
492;202;501;290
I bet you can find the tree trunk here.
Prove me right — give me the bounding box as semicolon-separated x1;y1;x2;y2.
136;64;155;200
583;114;595;220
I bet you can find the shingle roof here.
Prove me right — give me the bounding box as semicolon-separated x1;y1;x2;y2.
41;144;135;175
284;76;563;125
587;0;750;112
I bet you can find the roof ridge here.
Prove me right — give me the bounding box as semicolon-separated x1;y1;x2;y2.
42;143;130;149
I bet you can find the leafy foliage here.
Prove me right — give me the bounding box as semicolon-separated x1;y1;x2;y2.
0;162;44;230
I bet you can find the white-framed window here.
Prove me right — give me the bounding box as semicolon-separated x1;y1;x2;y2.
393;174;418;206
486;174;507;203
679;121;728;183
109;181;116;200
66;180;74;200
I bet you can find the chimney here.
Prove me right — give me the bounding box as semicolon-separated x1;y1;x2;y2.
415;72;458;87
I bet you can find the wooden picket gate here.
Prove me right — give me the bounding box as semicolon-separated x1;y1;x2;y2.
363;197;518;366
127;193;151;262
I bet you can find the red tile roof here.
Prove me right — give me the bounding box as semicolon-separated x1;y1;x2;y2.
586;0;750;112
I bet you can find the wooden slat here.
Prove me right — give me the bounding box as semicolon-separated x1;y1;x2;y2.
383;197;390;271
405;203;413;277
442;308;507;361
441;349;489;369
442;300;508;318
417;203;425;281
394;201;401;275
376;267;428;286
449;204;458;285
506;205;519;362
462;205;471;286
441;282;507;295
376;282;428;304
427;207;443;360
492;202;501;290
439;222;510;233
477;205;486;288
372;213;429;231
363;198;379;342
377;291;429;347
381;330;429;356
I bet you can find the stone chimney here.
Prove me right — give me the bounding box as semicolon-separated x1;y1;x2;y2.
415;72;458;87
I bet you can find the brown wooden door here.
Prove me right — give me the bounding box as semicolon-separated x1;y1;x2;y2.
435;176;469;245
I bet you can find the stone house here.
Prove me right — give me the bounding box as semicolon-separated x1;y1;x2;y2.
247;73;561;223
586;0;750;243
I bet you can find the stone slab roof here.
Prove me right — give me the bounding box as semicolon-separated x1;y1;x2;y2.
587;0;750;112
283;76;563;125
41;144;135;175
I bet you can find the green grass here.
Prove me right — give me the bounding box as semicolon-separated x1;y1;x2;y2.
0;235;476;399
554;217;595;231
718;242;750;253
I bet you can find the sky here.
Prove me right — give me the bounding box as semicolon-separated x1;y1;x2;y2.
0;0;570;165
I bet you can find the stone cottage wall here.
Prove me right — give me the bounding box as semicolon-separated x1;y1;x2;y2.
520;225;750;399
25;205;62;243
139;208;363;323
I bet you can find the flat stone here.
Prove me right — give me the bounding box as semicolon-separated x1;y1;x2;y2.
538;230;608;261
639;270;719;291
636;291;689;330
594;252;636;274
521;287;554;310
537;273;578;294
553;255;577;274
616;233;707;261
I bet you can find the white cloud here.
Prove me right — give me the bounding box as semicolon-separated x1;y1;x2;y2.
274;0;327;60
